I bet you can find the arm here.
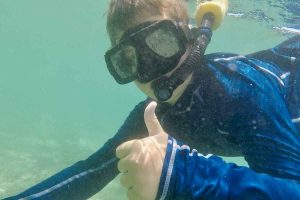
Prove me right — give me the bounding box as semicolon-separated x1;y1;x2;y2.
156;136;300;200
115;101;300;200
202;35;300;181
4;100;149;200
232;35;300;180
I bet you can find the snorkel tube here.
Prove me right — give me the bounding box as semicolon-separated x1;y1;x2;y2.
152;0;228;102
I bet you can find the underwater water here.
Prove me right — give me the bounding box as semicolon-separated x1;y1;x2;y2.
0;0;299;199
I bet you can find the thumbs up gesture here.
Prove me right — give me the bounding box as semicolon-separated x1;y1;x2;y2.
116;101;168;200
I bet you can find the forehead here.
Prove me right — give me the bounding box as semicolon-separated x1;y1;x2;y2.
109;14;168;46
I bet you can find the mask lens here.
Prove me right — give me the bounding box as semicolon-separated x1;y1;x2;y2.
145;27;180;58
110;45;138;80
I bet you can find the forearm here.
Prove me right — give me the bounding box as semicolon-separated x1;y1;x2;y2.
4;101;149;200
4;147;118;200
5;131;125;200
156;136;300;200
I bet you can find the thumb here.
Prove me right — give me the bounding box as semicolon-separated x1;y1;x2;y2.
144;101;165;136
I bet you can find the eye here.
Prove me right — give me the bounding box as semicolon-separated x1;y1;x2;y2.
111;45;138;79
145;28;180;58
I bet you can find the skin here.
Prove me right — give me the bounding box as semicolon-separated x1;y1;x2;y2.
110;11;194;200
116;102;168;200
108;13;193;105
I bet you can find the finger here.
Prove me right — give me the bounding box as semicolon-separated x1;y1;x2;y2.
116;140;136;159
144;101;164;136
127;187;139;200
120;172;134;188
117;156;138;173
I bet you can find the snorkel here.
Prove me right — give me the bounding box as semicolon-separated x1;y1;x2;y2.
152;0;228;102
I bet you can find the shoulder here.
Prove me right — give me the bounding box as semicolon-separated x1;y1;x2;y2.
203;52;286;98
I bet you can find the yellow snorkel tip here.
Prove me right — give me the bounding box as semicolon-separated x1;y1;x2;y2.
195;0;228;30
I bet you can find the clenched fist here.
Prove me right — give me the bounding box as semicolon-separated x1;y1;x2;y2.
116;101;168;200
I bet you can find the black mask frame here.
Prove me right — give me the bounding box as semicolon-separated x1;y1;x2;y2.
105;20;189;84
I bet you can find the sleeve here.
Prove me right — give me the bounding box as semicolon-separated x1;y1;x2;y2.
248;35;300;67
156;136;300;200
247;35;300;122
203;35;300;181
230;35;300;181
4;100;149;200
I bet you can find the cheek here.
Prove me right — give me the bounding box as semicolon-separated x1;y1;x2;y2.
134;81;157;100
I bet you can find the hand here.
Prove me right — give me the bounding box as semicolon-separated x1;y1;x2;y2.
116;101;168;200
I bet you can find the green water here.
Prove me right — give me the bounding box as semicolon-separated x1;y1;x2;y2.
0;0;292;199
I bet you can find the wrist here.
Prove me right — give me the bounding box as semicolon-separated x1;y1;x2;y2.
155;136;178;200
155;136;217;200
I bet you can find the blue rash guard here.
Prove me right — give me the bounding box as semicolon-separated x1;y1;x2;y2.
4;35;300;200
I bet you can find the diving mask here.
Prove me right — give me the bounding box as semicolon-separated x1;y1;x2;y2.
105;20;190;84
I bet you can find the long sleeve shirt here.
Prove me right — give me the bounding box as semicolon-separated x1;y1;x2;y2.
156;136;300;200
5;35;300;200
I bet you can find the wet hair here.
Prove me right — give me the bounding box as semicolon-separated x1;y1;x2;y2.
106;0;189;41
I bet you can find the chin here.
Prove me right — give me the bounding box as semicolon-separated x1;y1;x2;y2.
134;81;157;100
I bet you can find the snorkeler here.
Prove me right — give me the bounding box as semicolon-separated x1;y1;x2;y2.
4;0;300;199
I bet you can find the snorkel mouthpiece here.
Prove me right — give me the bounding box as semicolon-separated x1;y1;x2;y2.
154;76;173;101
152;0;228;102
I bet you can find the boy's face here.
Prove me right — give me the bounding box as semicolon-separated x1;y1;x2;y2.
107;13;192;102
108;14;167;100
